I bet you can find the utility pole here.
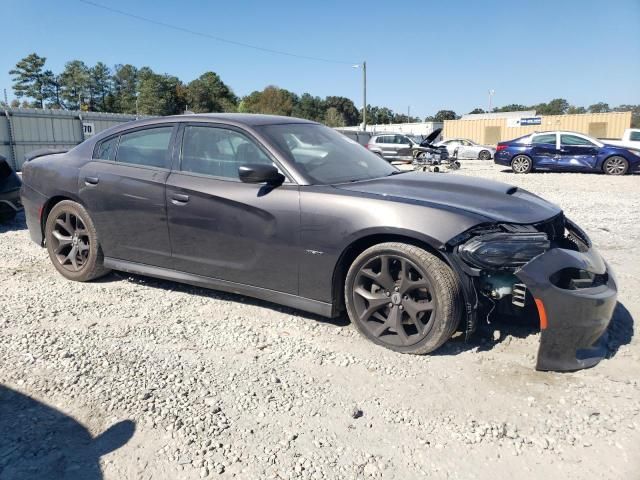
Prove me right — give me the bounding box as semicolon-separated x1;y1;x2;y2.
488;89;495;112
408;106;410;122
3;89;8;107
352;61;367;130
362;61;367;131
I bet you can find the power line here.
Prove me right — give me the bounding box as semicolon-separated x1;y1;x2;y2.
79;0;355;65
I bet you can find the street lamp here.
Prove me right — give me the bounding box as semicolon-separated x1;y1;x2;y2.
352;61;367;131
488;89;495;112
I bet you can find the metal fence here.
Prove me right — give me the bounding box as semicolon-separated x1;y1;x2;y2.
0;108;143;170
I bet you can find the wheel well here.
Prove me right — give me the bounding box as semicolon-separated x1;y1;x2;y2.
330;234;449;316
40;195;74;243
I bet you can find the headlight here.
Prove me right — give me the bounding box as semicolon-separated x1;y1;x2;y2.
459;232;550;269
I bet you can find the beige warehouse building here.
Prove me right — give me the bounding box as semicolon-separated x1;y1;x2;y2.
443;111;632;145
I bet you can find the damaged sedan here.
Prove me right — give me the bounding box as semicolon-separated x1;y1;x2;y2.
19;114;617;371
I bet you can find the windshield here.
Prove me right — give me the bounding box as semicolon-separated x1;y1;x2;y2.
258;123;397;184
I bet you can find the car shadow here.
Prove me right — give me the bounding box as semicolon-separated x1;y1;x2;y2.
0;384;135;479
435;301;634;361
100;271;351;328
0;210;27;233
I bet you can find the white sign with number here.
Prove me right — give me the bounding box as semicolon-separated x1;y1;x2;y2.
83;122;95;137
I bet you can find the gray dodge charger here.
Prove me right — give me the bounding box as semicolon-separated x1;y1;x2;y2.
20;114;617;371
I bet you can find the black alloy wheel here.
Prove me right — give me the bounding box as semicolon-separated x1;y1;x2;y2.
45;200;110;282
345;242;461;354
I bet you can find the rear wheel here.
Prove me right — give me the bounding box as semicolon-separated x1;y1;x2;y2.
44;200;110;282
602;156;628;175
345;242;461;354
478;150;491;160
511;155;532;174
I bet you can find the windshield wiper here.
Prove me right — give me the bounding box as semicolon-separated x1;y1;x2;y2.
387;170;407;176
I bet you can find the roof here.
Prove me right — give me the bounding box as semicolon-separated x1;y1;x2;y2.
165;113;316;126
460;111;537;120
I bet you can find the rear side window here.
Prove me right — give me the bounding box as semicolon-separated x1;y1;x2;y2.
115;127;173;168
531;134;556;145
561;134;596;146
94;136;118;160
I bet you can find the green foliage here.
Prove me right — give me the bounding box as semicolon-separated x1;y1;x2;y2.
433;110;458;121
9;53;48;108
59;60;91;110
324;107;345;127
567;105;587;114
186;72;237;113
492;104;529;112
588;102;610;113
468;108;486;114
111;64;138;114
533;98;569;115
137;67;184;116
7;53;639;129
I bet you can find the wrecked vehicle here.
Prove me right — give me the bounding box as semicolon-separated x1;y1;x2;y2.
0;155;22;222
20;114;617;371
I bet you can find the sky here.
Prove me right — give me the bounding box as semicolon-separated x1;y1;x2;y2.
2;0;639;118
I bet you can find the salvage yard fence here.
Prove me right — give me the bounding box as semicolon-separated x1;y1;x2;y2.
0;108;144;171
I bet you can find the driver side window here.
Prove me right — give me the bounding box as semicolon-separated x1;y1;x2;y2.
181;126;272;179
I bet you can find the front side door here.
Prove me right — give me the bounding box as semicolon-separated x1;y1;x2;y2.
78;125;176;266
378;136;396;160
557;134;599;170
165;124;300;294
529;133;558;169
394;135;413;160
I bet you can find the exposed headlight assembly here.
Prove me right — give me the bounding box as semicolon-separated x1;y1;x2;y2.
459;232;550;269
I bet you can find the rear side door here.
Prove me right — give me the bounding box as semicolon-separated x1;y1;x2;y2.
557;134;599;170
377;136;395;159
78;125;176;266
529;133;558;168
165;123;300;294
395;135;413;160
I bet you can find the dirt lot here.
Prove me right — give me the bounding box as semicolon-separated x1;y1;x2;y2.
1;162;639;479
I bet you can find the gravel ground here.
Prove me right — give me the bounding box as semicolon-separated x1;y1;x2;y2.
1;162;639;479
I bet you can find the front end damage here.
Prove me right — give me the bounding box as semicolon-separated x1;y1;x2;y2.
448;214;617;372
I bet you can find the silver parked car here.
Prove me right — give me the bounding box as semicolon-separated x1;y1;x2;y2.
434;138;495;160
366;133;415;162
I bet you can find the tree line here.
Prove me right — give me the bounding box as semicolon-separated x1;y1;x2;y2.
5;53;639;128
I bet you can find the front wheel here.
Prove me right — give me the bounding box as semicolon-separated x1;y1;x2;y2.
511;155;532;174
602;156;628;175
345;242;461;355
44;200;110;282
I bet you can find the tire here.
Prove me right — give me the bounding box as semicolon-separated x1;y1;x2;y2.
602;156;628;175
44;200;110;282
344;242;462;355
511;155;532;174
478;150;491;160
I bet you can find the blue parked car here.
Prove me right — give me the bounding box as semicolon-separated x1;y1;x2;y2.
494;131;640;175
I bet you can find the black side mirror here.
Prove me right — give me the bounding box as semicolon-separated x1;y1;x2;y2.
238;164;284;185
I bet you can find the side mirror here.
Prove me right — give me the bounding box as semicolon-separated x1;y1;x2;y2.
238;164;284;185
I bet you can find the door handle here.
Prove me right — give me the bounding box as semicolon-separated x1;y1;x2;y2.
84;176;99;186
171;193;190;205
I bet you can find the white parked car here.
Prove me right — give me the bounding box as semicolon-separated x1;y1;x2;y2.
434;138;495;160
601;128;640;149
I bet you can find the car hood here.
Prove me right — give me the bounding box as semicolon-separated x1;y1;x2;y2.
335;171;562;224
420;128;443;147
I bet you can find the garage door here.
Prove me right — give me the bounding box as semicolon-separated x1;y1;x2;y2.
588;122;607;139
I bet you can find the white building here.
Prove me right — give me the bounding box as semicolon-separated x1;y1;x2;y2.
339;121;443;136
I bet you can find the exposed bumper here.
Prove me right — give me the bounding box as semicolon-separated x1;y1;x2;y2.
515;247;617;371
20;183;47;245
